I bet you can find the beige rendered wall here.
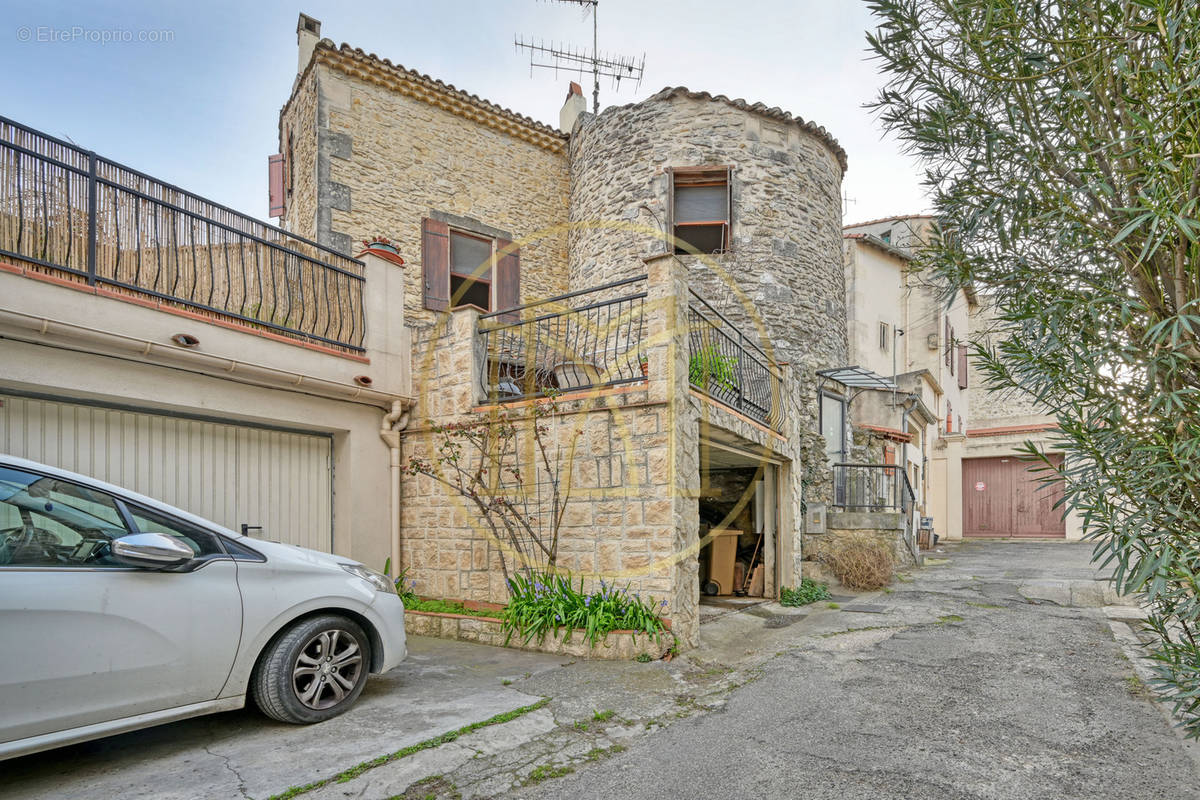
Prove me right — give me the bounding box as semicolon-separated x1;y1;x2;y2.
844;239;906;380
0;250;412;568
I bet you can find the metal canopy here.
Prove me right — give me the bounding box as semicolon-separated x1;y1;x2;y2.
816;366;897;391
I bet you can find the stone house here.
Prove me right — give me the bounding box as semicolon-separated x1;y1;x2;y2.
273;14;852;648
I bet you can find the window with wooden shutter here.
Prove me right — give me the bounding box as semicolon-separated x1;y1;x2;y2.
957;344;968;389
268;154;285;218
421;217;450;311
449;230;492;312
493;237;520;322
946;401;953;434
670;166;731;254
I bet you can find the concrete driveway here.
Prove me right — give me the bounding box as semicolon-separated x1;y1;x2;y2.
7;541;1198;800
0;637;564;800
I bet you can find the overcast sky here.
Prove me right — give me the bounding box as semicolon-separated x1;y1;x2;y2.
2;0;929;226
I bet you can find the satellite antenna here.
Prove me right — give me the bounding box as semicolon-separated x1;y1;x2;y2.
515;0;645;114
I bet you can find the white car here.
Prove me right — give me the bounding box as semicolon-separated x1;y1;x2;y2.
0;455;406;760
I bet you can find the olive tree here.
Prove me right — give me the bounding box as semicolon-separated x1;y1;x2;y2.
867;0;1200;733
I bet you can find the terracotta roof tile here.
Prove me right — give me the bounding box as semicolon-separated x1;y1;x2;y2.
644;87;848;172
311;41;567;152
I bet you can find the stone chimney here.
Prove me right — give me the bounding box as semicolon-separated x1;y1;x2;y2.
297;13;321;76
560;81;587;134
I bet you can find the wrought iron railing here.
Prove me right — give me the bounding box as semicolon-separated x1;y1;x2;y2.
477;275;647;401
831;462;920;558
687;289;784;430
831;463;915;512
0;115;366;352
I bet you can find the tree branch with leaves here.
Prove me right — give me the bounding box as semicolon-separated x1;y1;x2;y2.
869;0;1200;734
403;395;581;591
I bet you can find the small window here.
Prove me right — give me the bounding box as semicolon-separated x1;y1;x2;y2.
879;322;889;351
946;401;954;434
880;229;891;244
821;392;847;463
286;132;295;195
449;231;493;312
672;167;730;255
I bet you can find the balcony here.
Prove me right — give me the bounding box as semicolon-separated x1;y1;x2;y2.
687;290;784;430
0;115;365;353
477;275;648;402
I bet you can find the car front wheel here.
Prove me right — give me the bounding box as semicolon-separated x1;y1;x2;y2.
251;614;371;724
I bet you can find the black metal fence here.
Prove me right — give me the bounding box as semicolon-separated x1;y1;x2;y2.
0;115;366;352
477;275;647;401
687;290;783;429
831;463;916;513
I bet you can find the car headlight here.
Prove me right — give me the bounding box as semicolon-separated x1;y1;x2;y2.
340;563;397;595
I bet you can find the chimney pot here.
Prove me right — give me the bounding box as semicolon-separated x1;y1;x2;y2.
297;13;322;76
560;82;588;135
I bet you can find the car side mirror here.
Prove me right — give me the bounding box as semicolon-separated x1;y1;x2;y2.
111;533;195;569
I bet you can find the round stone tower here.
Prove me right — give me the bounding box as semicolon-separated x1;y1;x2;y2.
567;87;849;435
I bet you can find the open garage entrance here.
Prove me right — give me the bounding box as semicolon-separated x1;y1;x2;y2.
962;454;1065;539
696;430;783;612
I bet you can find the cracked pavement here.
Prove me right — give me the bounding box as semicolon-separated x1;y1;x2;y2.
5;541;1199;800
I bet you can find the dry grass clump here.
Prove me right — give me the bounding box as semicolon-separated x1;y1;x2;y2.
820;534;894;591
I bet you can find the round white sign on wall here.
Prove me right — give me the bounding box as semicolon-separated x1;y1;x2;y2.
974;481;986;492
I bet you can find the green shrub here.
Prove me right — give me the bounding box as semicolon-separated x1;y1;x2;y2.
688;346;738;391
780;578;831;607
502;572;667;647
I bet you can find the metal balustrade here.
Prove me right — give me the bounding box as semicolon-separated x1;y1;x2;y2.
687;289;783;430
0;115;366;352
477;275;648;401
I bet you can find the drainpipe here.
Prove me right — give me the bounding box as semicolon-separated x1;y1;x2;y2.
379;401;410;580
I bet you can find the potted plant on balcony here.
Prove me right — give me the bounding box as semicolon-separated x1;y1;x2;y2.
689;346;738;392
361;235;399;254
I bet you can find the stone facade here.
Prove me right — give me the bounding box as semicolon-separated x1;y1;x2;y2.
399;258;705;646
277;24;850;648
277;41;571;332
568;90;848;438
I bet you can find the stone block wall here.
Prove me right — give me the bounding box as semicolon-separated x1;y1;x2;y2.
279;49;570;333
399;257;704;647
278;70;320;241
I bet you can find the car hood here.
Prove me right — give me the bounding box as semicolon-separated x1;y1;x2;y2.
240;536;360;571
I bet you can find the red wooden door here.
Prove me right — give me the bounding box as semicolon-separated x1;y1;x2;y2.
963;455;1065;539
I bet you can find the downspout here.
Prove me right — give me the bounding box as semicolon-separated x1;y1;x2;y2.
379;400;411;579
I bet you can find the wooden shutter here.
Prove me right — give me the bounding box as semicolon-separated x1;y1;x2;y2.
268;154;285;218
494;237;520;322
957;344;969;389
421;217;450;311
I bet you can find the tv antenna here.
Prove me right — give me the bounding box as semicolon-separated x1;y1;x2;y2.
515;0;644;114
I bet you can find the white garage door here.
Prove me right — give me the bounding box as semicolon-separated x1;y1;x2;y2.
0;393;333;551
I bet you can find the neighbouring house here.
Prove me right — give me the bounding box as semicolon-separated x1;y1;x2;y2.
843;214;974;546
964;303;1084;540
274;14;856;647
0;114;414;570
843;213;1082;542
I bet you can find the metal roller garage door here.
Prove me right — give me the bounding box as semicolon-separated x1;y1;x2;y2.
963;455;1065;539
0;393;333;551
